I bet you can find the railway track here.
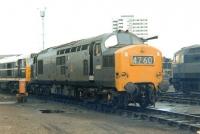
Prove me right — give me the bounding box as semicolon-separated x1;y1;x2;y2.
159;96;200;105
126;107;200;132
32;94;200;133
159;92;200;105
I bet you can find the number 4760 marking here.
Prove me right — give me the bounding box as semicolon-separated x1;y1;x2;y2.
133;56;154;64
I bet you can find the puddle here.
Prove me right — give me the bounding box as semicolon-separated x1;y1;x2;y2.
191;114;200;116
0;101;16;105
156;107;173;112
40;109;65;114
167;104;175;107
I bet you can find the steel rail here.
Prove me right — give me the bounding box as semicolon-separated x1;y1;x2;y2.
159;92;200;105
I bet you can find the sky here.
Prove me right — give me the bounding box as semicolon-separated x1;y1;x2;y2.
0;0;200;58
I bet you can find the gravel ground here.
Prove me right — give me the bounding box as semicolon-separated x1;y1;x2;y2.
0;93;194;134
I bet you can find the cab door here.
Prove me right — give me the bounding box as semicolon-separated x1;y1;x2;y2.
89;42;94;81
93;42;102;81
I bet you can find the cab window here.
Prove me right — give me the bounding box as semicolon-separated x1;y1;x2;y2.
105;35;118;48
94;43;101;56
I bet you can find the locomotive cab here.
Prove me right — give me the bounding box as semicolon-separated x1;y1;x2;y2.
97;31;163;107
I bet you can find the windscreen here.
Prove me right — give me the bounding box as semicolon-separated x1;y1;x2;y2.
105;32;143;48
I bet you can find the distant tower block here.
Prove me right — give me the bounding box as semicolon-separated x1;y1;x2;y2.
112;15;148;38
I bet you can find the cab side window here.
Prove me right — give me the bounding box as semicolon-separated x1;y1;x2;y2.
38;60;43;74
83;60;88;75
94;43;101;56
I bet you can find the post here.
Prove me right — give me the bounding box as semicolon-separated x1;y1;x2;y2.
40;8;46;50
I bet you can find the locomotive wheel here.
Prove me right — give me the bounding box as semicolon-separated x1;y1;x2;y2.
148;90;156;106
107;93;112;103
111;92;128;108
138;89;149;108
139;98;148;108
173;84;180;92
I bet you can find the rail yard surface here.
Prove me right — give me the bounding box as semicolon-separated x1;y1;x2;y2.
0;93;192;134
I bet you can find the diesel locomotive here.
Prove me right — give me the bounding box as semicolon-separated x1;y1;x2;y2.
0;30;163;107
172;44;200;93
0;55;32;92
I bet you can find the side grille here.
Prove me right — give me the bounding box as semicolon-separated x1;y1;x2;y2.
103;55;114;67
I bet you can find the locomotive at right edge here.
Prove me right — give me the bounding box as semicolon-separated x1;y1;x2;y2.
172;45;200;93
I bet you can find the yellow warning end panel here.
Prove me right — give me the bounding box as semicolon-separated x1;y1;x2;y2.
115;44;163;91
25;66;31;82
19;80;26;94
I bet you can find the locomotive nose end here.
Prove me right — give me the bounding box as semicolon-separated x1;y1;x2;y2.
114;44;162;91
114;44;162;107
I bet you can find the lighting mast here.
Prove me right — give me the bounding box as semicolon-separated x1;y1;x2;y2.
40;8;46;50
